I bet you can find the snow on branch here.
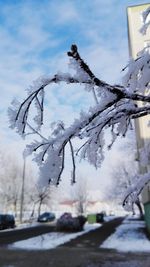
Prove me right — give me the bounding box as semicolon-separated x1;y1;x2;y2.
140;6;150;35
8;39;150;204
123;172;150;213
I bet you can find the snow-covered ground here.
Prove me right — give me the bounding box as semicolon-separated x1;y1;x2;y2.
7;216;150;252
101;216;150;252
8;222;100;250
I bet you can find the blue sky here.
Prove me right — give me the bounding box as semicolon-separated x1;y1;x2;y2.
0;0;146;192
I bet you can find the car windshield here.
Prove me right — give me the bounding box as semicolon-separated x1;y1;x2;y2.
40;212;50;218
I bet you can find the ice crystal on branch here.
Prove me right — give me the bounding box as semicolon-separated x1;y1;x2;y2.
140;6;150;34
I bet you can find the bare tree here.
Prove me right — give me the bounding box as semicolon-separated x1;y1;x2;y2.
8;7;150;212
107;162;143;216
0;151;22;215
30;184;56;217
0;149;38;219
70;178;89;215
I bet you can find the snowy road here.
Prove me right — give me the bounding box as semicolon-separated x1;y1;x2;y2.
0;223;56;245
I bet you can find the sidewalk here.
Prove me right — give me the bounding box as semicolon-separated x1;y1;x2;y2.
61;217;124;248
101;216;150;253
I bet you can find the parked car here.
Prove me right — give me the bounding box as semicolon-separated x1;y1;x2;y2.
96;212;105;223
0;214;15;230
37;212;55;222
56;213;87;232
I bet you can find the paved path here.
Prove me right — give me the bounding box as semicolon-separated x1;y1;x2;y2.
60;217;124;248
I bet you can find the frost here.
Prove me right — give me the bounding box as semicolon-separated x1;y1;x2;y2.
8;8;150;209
122;51;150;94
140;6;150;35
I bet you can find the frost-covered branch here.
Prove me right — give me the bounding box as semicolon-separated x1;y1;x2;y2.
8;43;150;188
123;172;150;213
8;7;150;209
140;6;150;34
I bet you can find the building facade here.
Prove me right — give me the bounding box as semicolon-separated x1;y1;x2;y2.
127;3;150;231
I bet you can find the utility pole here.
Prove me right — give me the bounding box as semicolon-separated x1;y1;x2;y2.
20;155;26;223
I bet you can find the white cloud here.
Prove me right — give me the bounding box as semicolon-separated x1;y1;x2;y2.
51;1;79;24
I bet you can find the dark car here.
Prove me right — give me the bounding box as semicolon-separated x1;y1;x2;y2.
56;213;87;232
96;212;105;223
37;212;55;223
0;214;15;230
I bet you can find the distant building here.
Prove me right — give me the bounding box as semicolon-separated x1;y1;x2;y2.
127;3;150;231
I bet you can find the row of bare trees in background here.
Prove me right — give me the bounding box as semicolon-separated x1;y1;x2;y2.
0;149;91;220
0;138;143;220
0;149;58;220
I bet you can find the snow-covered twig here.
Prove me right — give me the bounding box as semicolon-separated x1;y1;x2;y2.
8;7;150;204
